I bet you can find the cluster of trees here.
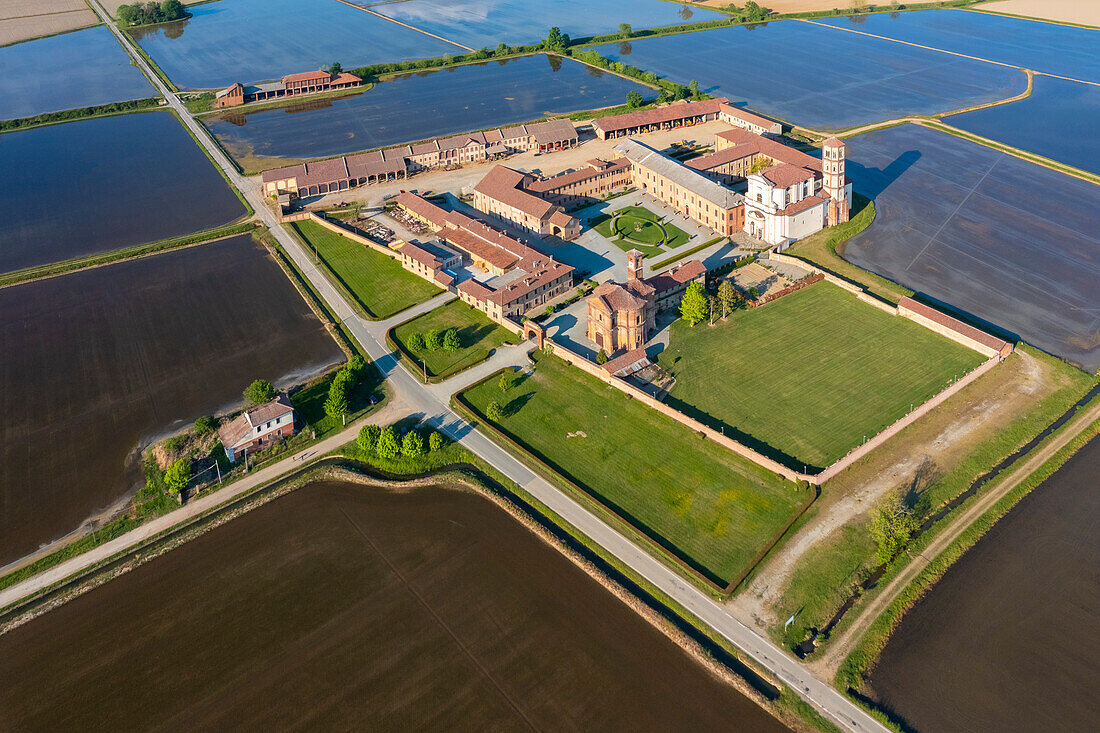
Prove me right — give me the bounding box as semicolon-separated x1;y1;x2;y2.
680;279;746;326
544;27;571;53
724;2;770;22
406;328;461;354
349;41;542;83
117;0;186;27
324;355;368;419
869;491;924;564
357;423;444;459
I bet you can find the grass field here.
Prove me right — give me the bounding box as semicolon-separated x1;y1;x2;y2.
392;299;519;379
460;352;806;585
291;220;440;320
592;205;690;256
657;282;985;471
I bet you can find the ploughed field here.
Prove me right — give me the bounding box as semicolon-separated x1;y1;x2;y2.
129;0;459;90
290;220;441;319
867;436;1100;732
392;299;520;380
460;351;806;586
588;18;1024;130
206;54;649;167
0;479;789;731
0;235;343;566
0;111;245;275
656;282;984;471
817;9;1100;84
0;25;153;120
841;123;1100;372
945;74;1100;175
372;0;725;48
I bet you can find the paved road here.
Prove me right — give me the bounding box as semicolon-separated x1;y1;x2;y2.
54;6;890;730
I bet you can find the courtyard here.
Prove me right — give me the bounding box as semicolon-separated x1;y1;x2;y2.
655;281;986;472
459;351;807;587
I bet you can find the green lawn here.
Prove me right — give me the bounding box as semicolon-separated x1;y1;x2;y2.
591;205;690;255
291;220;441;319
391;299;520;379
460;352;805;585
657;282;985;471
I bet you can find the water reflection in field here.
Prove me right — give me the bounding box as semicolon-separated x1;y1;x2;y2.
0;480;789;731
0;111;245;274
0;235;343;566
207;54;649;164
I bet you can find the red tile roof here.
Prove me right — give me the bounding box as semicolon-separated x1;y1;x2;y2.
593;97;729;134
719;103;779;130
602;347;651;376
898;297;1009;353
716;128;822;172
331;72;362;85
760;163;815;188
474;166;557;220
776;194;827;216
646;260;706;293
283;70;331;84
526;158;630;194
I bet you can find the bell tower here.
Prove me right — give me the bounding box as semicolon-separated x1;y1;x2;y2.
626;249;644;282
822;137;849;226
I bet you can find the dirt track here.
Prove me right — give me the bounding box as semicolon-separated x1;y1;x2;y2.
810;395;1100;677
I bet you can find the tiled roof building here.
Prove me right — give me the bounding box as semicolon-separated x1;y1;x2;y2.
473;166;581;241
592;98;729;140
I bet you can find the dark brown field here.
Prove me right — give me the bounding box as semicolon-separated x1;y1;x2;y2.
0;235;343;566
0;480;789;731
869;437;1100;732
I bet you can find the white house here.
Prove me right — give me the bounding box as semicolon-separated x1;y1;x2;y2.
218;395;296;463
743;137;852;247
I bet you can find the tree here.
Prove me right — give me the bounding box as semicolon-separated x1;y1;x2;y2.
424;328;441;351
244;379;276;406
403;430;425;458
869;492;919;565
743;1;768;22
407;332;424;351
324;370;351;419
499;369;517;392
495;42;509;57
164;458;190;496
357;424;380;453
544;26;570;52
707;294;720;325
376;426;400;459
626;89;644;109
193;415;215;435
328;61;343;75
717;279;737;319
689;79;700;98
618;22;632;39
486;401;505;422
428;431;444;452
442;328;461;352
596;349;609;364
680;281;709;326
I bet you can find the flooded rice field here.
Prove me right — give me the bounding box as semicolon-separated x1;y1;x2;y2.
0;26;153;119
867;436;1100;732
818;9;1100;84
130;0;459;90
841;124;1100;372
946;75;1100;175
0;479;788;731
589;19;1023;130
0;111;245;275
0;235;343;567
207;54;648;165
374;0;723;48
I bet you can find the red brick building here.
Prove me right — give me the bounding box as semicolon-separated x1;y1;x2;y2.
218;395;296;463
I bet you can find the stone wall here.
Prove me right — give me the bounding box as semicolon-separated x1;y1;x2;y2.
306;213;401;261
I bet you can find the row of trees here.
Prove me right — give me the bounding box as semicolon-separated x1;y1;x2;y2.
724;2;770;23
325;355;368;419
406;328;461;353
357;423;444;459
680;280;746;326
117;0;186;27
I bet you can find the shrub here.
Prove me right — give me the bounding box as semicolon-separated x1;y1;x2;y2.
376;426;400;459
442;328;461;352
499;370;517;392
407;332;425;352
163;458;190;495
424;328;441;351
428;431;443;452
193;415;216;436
357;424;380;452
402;430;425;458
596;349;608;365
486;401;505;422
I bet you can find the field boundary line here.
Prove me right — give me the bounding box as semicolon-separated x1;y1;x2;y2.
799;15;1100;88
332;0;475;51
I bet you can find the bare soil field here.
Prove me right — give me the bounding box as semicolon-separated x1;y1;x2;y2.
976;0;1100;27
0;0;96;46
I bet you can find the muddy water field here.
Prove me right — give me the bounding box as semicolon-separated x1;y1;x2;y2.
0;235;343;567
0;479;789;731
868;437;1100;732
